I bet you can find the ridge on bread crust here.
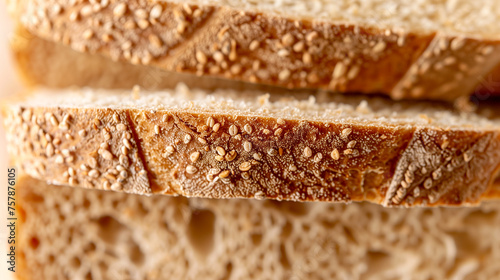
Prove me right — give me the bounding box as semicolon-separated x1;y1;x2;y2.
4;86;500;206
10;0;500;100
17;176;500;279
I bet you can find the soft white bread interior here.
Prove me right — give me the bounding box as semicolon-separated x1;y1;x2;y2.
17;175;500;280
4;85;500;206
9;1;500;100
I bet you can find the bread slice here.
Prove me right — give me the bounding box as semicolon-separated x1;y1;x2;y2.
4;86;500;206
17;175;500;279
10;0;500;100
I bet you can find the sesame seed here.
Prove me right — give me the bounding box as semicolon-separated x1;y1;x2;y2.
413;187;420;197
111;183;122;191
119;155;129;167
464;152;472;162
277;118;285;125
396;188;406;198
184;134;192;144
121;146;128;155
186;165;198;174
313;153;323;163
80;164;89;171
69;177;78;186
372;41;386;53
244;124;253;134
278;49;290;57
432;168;442;180
212;51;224;63
78;130;86;137
306;31;318;42
165;146;175;156
268;148;277;156
219;170;230;178
293;41;304;52
341;128;352;139
225;150;237;161
123;138;132;149
347;140;357;149
278;69;291;81
190;152;200;162
148;34;162;48
230;64;242;75
89;170;100;178
46;143;54;157
282;33;295;46
69;11;79;21
344;149;353;155
241;172;250;180
215;155;225;161
302;52;312;64
249;40;259;51
64;153;74;163
347;66;360;80
198;137;207;144
216;146;226;156
303;147;312;158
450;37;465;51
289;164;297;171
401;181;408;189
254;191;266;200
68;167;76;177
101;150;113;160
135;9;148;19
253;153;262;160
82;29;94;39
274;128;283;136
229;125;238;136
55;155;64;164
61;149;70;157
153;125;160;134
423;178;433;189
330;149;340;160
213;123;220;132
243;141;252;152
120;170;128;178
196;51;207;65
206;117;215;128
113;3;127;17
50;115;59;126
333;62;346;79
209;168;221;176
59;121;69;130
150;4;162;19
239;161;251;171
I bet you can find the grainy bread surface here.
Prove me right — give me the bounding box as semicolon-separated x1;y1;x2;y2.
16;176;500;280
10;0;500;100
4;86;500;206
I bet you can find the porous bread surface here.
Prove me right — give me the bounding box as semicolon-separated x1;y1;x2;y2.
12;28;500;98
4;86;500;206
10;0;500;100
17;176;500;280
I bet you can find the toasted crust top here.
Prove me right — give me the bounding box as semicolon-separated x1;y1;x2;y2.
4;89;500;206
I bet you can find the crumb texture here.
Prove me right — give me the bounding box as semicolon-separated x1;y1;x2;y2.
17;176;500;280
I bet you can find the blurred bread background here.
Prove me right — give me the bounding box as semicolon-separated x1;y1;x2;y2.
0;3;23;279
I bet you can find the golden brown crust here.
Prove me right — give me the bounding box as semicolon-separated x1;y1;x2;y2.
4;104;500;207
11;0;500;100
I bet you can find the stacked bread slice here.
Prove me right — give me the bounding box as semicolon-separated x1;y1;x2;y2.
3;0;500;279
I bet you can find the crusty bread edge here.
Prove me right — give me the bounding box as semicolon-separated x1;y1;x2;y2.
4;101;500;207
12;0;500;101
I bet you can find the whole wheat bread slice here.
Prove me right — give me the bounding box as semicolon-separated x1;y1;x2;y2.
16;175;500;279
9;0;500;100
4;85;500;206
